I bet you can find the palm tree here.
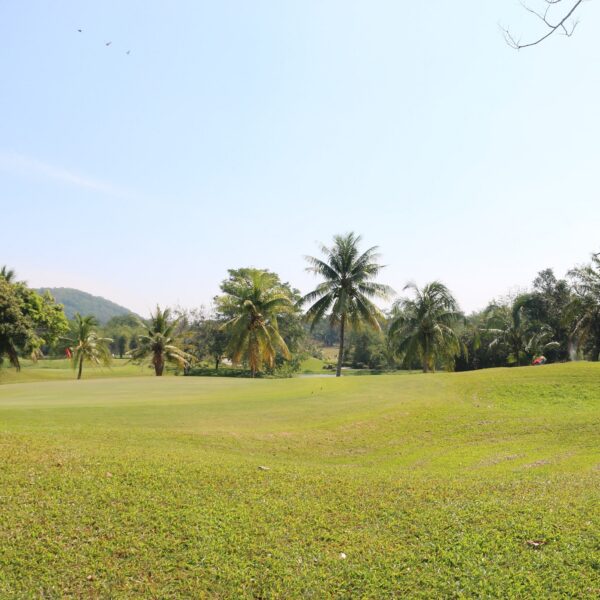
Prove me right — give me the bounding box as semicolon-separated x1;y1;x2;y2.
218;269;292;377
0;266;16;283
484;296;534;366
66;314;112;380
130;306;192;376
525;326;560;359
301;233;392;377
568;254;600;360
389;281;463;373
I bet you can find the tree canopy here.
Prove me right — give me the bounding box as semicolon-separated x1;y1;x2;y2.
0;273;68;370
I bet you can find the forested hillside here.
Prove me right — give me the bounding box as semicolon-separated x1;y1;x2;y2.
37;288;136;324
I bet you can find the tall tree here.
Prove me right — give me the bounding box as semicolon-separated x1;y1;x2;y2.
0;278;31;370
522;269;572;361
301;233;392;377
389;282;463;373
19;287;69;359
485;299;530;367
217;269;293;377
197;318;229;371
130;306;192;376
66;314;112;380
0;277;68;370
568;254;600;360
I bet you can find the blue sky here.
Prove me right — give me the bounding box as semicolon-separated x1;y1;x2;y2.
1;1;599;315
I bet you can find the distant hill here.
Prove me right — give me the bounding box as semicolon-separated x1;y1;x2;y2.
37;288;137;324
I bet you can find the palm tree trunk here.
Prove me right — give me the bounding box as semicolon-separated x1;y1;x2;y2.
422;352;430;373
336;315;346;377
155;353;164;376
77;355;84;380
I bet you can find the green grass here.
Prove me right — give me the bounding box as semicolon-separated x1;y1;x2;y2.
299;356;328;373
0;358;160;384
0;363;598;598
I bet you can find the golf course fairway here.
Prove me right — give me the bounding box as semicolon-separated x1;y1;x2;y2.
0;363;598;598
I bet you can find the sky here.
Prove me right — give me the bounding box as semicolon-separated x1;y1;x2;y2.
1;1;599;316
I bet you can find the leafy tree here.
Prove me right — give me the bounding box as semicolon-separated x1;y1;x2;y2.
18;287;69;358
346;326;391;370
102;314;145;358
167;307;231;373
307;320;340;347
130;306;192;376
389;282;463;373
66;314;112;380
197;318;229;371
168;307;209;373
217;269;293;377
0;278;32;370
301;233;392;377
104;314;142;329
0;276;68;369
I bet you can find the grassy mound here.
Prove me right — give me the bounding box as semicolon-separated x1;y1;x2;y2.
0;364;598;597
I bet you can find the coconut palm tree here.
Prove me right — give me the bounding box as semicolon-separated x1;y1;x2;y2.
525;326;560;359
130;306;192;376
484;296;538;366
218;269;292;377
301;233;392;377
389;281;463;373
568;254;600;360
0;266;16;283
66;314;112;380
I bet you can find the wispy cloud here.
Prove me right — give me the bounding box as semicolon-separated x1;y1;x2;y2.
0;151;132;198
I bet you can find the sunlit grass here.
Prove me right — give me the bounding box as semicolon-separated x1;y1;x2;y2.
0;358;158;384
0;363;598;597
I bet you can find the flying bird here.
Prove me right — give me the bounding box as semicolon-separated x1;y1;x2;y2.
77;29;82;33
126;50;131;55
105;41;112;46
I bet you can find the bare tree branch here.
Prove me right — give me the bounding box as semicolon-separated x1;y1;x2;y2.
501;0;585;49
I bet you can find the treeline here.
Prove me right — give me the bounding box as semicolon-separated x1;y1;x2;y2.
2;234;600;378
